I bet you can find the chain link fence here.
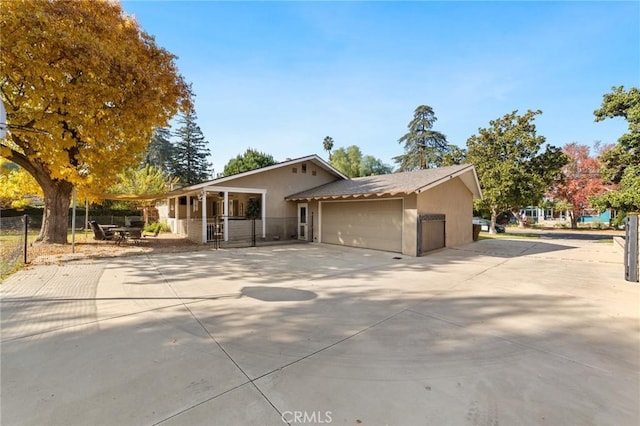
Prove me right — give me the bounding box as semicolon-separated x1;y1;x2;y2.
0;213;147;278
0;215;32;278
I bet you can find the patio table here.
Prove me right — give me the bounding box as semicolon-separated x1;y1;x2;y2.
111;227;143;246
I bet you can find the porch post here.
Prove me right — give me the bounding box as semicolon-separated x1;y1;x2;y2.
223;191;229;241
261;191;266;238
186;195;191;237
175;197;180;234
201;191;207;244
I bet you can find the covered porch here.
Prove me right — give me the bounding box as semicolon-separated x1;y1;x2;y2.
161;185;267;244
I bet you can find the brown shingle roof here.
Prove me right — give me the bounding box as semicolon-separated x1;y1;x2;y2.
286;164;481;200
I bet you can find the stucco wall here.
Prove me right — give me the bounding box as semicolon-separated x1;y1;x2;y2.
402;193;418;256
159;160;340;241
186;219;202;242
219;161;340;218
417;177;473;248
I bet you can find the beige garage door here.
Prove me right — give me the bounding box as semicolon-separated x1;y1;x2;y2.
321;199;403;252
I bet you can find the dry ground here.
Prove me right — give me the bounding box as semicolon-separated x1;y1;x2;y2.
26;232;204;265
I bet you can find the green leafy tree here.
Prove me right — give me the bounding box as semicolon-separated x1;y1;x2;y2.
1;0;189;243
331;146;363;178
223;148;277;176
592;165;640;217
441;145;467;166
145;127;174;175
108;164;178;210
172;101;212;185
466;110;567;233
394;105;458;170
110;164;178;196
331;145;391;177
323;136;334;160
361;155;393;176
591;86;640;214
246;197;261;219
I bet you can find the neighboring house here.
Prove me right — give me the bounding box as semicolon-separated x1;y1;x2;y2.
522;205;616;226
155;155;482;256
520;206;546;224
578;208;616;224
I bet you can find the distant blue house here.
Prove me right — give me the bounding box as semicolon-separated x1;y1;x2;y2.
520;206;616;225
579;208;615;224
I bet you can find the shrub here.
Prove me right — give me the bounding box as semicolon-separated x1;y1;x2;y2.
143;222;170;233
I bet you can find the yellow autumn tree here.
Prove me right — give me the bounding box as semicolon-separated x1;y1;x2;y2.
0;158;43;209
0;0;189;243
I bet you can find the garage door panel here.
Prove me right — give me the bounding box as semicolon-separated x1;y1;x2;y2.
322;200;402;253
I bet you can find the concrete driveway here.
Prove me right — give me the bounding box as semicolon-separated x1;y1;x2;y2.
1;237;638;425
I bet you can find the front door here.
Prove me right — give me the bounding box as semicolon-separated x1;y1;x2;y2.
297;203;308;241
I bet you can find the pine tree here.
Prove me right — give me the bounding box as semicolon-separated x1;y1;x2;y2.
394;105;450;171
145;127;174;175
171;105;212;185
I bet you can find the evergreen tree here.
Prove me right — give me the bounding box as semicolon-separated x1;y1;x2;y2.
394;105;450;171
171;104;212;185
144;127;174;175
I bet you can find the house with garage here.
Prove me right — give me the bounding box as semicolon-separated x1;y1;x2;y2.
155;154;482;256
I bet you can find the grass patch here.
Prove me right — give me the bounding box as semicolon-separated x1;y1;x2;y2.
1;229;94;279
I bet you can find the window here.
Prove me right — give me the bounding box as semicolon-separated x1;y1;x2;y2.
292;167;298;173
302;163;307;173
229;199;239;216
312;170;317;176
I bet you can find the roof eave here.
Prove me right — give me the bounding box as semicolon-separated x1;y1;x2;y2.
415;165;483;199
165;154;349;198
286;191;413;201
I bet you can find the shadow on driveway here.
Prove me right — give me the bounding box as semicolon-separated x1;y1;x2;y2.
1;239;636;425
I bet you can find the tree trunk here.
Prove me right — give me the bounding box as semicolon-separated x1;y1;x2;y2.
518;211;526;228
37;179;73;244
512;209;525;228
489;207;498;234
570;211;579;229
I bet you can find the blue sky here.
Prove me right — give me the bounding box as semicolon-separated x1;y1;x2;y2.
121;1;639;176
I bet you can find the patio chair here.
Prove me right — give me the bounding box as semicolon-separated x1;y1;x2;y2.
89;220;114;241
